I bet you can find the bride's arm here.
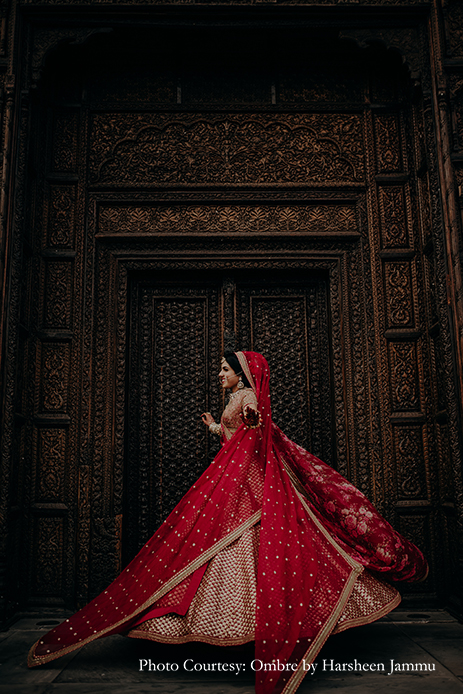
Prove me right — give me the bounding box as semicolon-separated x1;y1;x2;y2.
201;411;222;436
241;391;262;429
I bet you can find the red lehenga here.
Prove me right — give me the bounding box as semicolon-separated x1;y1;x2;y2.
28;352;427;694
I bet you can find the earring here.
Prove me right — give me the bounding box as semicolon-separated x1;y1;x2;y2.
237;377;245;390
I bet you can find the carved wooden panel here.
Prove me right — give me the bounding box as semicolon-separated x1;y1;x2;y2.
43;261;73;330
124;270;333;561
35;429;66;502
236;274;333;463
445;0;463;59
39;343;70;413
397;513;431;593
378;186;408;248
89;113;365;186
393;426;428;501
384;261;415;328
7;22;460;617
389;342;420;412
33;517;64;597
98;204;357;236
125;278;222;559
374;114;403;174
52;110;79;173
47;185;77;249
436;423;454;504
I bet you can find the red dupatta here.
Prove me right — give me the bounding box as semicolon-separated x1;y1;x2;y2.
29;352;427;694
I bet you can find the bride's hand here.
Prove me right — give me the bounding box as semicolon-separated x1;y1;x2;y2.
201;412;215;427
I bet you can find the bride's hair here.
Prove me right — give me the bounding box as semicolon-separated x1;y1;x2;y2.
223;352;251;389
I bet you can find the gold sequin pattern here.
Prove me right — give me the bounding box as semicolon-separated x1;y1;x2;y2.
128;524;260;644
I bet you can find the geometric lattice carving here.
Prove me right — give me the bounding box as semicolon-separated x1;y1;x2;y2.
98;204;358;235
125;282;221;560
236;276;332;463
89;113;366;185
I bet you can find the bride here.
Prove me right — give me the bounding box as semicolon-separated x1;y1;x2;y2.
28;351;427;694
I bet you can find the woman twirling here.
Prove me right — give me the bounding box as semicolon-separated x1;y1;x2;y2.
29;351;427;694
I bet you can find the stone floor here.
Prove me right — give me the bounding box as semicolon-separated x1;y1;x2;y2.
1;608;462;694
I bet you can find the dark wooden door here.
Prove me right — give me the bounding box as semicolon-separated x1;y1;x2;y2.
124;270;332;561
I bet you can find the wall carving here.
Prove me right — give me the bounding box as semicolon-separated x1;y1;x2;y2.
33;517;63;596
397;514;430;591
236;280;332;461
384;261;414;327
89;113;365;185
445;1;463;59
389;342;420;411
36;429;66;501
374;114;402;174
40;343;69;412
52;110;79;173
43;262;73;330
378;186;408;247
393;426;427;500
98;204;358;235
47;186;76;248
4;17;458;617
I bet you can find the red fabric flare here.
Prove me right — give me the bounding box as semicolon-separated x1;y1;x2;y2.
28;352;427;694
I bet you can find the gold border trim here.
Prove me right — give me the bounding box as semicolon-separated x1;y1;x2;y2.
236;352;256;394
332;589;401;634
28;509;261;668
126;630;255;646
280;460;363;694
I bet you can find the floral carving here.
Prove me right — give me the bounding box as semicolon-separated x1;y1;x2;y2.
37;429;66;501
98;204;358;235
44;262;73;330
397;515;428;572
394;426;426;500
34;518;63;595
445;0;463;58
89;113;365;185
378;186;408;247
40;344;69;412
385;261;414;327
52;110;78;173
48;186;76;248
374;114;402;173
389;342;420;411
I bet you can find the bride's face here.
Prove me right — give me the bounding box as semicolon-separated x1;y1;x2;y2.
219;360;240;391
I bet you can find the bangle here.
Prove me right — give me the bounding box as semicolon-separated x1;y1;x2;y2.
209;422;222;436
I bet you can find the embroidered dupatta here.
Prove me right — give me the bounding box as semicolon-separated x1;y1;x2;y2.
28;352;427;694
